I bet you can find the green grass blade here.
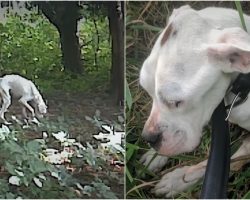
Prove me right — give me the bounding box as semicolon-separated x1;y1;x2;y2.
125;78;133;110
235;1;248;31
243;190;250;199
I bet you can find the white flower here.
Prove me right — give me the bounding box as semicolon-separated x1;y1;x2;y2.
33;177;43;188
0;132;6;141
38;174;46;180
51;171;60;180
9;176;21;186
62;138;76;146
0;124;10;136
42;132;48;139
43;149;62;164
52;131;68;142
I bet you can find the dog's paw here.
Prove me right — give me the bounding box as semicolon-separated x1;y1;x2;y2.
153;165;205;198
140;149;168;173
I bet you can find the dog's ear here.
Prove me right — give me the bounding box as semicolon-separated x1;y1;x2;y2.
205;27;250;73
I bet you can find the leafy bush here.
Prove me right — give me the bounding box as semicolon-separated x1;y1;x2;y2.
0;12;61;80
0;7;111;92
0;120;121;199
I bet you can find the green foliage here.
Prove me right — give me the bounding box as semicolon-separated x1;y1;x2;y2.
0;12;61;80
79;16;111;73
0;6;111;92
0;118;120;199
0;125;75;199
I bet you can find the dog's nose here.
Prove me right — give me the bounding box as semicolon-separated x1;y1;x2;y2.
142;130;162;147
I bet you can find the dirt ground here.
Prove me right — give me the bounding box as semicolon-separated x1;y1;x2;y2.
46;90;123;140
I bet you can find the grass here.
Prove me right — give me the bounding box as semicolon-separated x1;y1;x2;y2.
126;1;250;199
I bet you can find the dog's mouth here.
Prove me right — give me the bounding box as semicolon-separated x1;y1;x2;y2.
151;129;197;156
148;133;163;151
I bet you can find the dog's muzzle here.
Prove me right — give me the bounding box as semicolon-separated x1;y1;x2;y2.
142;128;162;149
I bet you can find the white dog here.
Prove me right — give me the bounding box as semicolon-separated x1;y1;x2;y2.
140;5;250;197
0;74;47;123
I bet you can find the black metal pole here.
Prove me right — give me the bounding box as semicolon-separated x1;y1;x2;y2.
200;100;230;199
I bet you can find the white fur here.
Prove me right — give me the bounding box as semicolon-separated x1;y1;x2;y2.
140;5;250;197
140;5;250;156
0;74;47;123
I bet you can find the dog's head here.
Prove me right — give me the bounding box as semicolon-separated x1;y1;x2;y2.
140;5;250;156
35;94;47;115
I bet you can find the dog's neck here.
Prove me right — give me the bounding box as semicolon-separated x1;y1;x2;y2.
225;72;250;129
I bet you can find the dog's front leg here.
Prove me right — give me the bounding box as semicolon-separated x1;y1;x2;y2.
140;148;168;173
231;136;250;171
153;160;207;198
153;136;250;198
19;97;35;118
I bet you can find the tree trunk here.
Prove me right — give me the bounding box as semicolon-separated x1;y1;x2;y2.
108;2;124;105
34;2;83;74
58;18;83;74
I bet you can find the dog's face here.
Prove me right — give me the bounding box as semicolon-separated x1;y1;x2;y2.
38;102;47;114
140;6;250;156
35;95;47;115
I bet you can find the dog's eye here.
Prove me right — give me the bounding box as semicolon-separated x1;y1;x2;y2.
165;100;183;109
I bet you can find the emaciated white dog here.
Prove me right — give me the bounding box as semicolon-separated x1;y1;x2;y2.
140;5;250;197
0;74;47;123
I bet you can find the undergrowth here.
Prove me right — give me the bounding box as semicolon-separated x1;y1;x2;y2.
0;6;111;93
0;111;124;199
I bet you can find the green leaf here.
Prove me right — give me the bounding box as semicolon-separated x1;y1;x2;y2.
29;158;48;174
126;142;139;161
125;79;133;110
243;190;250;199
3;140;23;154
26;140;41;153
5;162;16;175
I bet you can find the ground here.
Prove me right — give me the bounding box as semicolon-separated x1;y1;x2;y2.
3;90;124;199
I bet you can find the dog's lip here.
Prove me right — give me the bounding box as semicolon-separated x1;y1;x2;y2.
149;140;161;151
147;133;162;150
155;131;187;156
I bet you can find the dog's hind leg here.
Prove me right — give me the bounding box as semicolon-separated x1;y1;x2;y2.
0;92;11;124
22;106;28;119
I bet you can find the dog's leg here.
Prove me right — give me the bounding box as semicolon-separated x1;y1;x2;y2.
0;92;11;124
30;100;42;119
140;148;168;173
18;97;35;118
22;106;28;119
153;160;206;197
153;135;250;197
231;136;250;171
